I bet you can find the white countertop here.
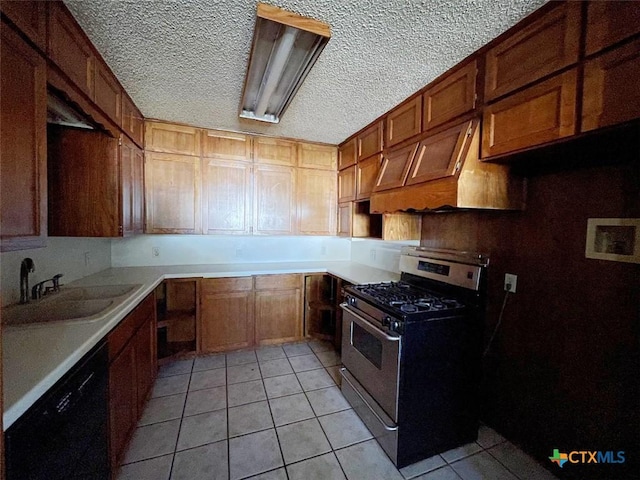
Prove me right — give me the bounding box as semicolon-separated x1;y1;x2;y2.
2;261;398;429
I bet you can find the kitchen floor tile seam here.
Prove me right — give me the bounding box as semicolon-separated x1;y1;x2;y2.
167;363;195;480
439;441;487;464
482;443;551;480
226;372;232;480
312;409;359;480
263;385;289;480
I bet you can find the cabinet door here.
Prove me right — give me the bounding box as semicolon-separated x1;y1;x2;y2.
93;60;122;126
122;95;144;148
582;39;640;132
255;288;302;345
481;69;577;158
298;142;337;170
202;158;252;235
254;137;297;166
203;130;251;161
358;122;383;161
253;164;296;235
134;314;156;414
1;25;47;251
484;1;581;101
145;121;201;156
109;344;136;470
297;168;337;235
47;127;121;237
145;152;201;233
338;138;357;170
47;2;94;97
132;146;145;234
200;278;254;352
423;60;476;131
406;121;475;186
385;96;422;147
585;1;640;56
356;154;381;200
338;165;356;203
0;0;47;51
120;137;134;237
337;203;352;237
373;143;418;192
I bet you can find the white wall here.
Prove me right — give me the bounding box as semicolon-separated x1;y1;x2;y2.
111;235;351;267
1;237;111;306
350;238;419;273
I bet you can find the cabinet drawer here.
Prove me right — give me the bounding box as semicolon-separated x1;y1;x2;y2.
484;1;581;101
358;122;383;160
423;60;477;131
585;1;640;56
202;277;253;293
108;294;154;361
385;96;422;147
254;274;301;291
582;38;640;132
482;69;577;158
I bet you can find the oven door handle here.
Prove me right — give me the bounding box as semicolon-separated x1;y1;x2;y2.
340;303;400;343
340;368;398;432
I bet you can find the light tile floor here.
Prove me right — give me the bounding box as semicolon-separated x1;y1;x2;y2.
118;340;559;480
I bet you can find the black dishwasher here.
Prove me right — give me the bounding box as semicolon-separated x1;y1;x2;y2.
5;340;110;480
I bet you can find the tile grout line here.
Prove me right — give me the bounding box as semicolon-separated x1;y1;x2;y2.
263;350;292;480
167;356;196;480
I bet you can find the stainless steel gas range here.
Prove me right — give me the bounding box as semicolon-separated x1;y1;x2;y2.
340;247;488;468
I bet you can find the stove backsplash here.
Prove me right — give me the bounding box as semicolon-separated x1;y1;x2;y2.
350;239;418;273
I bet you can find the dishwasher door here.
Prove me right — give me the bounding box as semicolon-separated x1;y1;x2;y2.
5;340;110;480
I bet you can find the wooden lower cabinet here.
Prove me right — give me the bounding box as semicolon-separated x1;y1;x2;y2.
255;274;303;346
108;294;157;472
199;278;254;353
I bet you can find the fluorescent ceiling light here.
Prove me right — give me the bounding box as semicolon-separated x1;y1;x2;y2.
240;3;331;124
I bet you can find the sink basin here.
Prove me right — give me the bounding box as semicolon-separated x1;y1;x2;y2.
2;284;142;328
60;284;141;300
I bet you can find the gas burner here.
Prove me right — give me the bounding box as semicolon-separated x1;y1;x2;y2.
400;304;418;313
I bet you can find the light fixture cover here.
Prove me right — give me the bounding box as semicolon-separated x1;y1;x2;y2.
239;3;331;124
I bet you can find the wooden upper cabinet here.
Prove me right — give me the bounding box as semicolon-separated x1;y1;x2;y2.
373;143;418;192
338;165;356;203
253;165;296;235
200;277;254;353
122;95;144;147
298;142;337;170
203;130;251;161
585;1;640;56
93;60;122;126
145;152;201;234
297;168;337;235
386;96;422;147
145;121;201;156
1;24;47;251
423;61;477;131
482;69;577;158
0;0;47;51
47;1;94;97
202;158;252;235
338;138;357;170
48;127;121;237
121;136;144;236
358;122;383;160
254;137;296;166
406;121;475;186
484;1;581;102
582;38;640;132
356;154;381;200
337;203;352;237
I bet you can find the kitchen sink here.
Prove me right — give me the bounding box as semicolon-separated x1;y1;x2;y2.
2;284;142;328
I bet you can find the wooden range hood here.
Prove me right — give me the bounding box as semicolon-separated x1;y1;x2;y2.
369;119;526;213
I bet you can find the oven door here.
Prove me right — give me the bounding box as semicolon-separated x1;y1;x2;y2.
340;303;401;422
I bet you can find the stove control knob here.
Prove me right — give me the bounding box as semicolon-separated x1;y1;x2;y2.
390;320;402;332
348;296;357;306
382;316;392;327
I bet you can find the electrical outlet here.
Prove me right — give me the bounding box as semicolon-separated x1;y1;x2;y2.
84;251;91;267
152;247;160;257
504;273;517;293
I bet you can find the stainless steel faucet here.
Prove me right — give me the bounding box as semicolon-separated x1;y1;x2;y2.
31;273;64;300
19;258;35;304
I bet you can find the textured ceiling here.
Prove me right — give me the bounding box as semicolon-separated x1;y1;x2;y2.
64;0;546;145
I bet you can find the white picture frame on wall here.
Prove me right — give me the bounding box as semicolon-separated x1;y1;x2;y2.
585;218;640;264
